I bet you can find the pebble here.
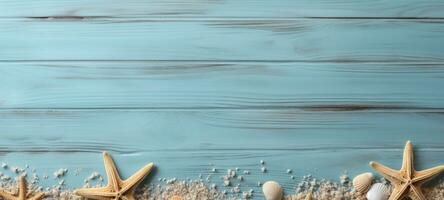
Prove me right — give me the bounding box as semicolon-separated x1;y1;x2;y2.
206;175;212;182
243;189;253;199
11;167;18;173
227;169;236;178
233;184;241;193
223;179;230;187
340;174;350;185
1;175;11;181
53;168;68;178
85;172;101;182
261;167;267;173
166;178;177;184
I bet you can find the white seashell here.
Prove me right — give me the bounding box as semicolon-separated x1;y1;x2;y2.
352;172;374;194
366;183;390;200
262;181;283;200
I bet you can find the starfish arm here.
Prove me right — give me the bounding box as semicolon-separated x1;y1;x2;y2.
74;187;116;199
412;165;444;184
388;184;409;200
26;191;32;198
0;189;17;200
18;176;26;199
28;192;45;200
409;186;427;200
103;151;122;190
401;141;414;179
369;161;403;183
121;163;154;193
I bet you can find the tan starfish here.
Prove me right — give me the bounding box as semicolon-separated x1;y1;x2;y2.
370;140;444;200
74;151;154;200
0;176;44;200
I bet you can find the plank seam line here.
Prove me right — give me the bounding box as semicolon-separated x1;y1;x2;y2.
1;107;444;112
1;16;444;21
1;147;444;153
1;60;444;64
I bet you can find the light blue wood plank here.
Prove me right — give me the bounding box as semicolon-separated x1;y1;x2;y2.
2;109;444;152
0;109;443;196
0;0;444;18
0;19;443;61
1;62;444;109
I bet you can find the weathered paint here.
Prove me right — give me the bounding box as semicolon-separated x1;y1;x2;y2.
1;109;444;188
0;0;444;18
0;1;443;199
1;63;444;108
0;19;443;61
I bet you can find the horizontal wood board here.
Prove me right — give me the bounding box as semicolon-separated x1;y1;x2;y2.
1;0;444;199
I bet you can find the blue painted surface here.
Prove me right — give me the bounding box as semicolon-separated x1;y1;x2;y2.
0;1;444;199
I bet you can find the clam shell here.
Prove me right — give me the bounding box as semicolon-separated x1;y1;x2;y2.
366;183;390;200
352;172;374;194
262;181;283;200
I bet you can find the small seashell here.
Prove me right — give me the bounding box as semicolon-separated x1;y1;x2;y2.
262;181;283;200
171;195;183;200
366;183;390;200
352;172;374;194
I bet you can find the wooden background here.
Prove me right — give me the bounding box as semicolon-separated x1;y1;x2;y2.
1;0;444;198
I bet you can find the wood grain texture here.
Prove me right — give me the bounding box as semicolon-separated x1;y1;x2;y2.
1;0;444;198
0;109;444;192
0;19;443;61
0;0;444;18
1;62;444;109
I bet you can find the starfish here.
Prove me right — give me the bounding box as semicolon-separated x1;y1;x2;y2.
74;151;154;200
370;140;444;200
0;176;44;200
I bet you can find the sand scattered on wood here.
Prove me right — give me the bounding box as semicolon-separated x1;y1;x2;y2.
0;163;444;199
0;174;442;200
284;175;444;200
